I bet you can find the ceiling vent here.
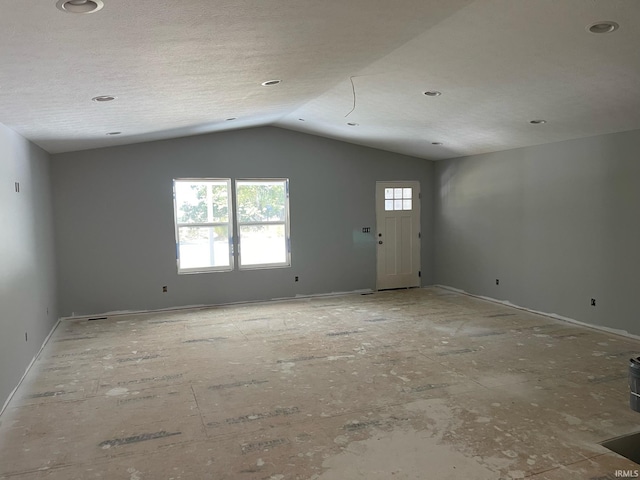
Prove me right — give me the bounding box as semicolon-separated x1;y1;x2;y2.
56;0;104;14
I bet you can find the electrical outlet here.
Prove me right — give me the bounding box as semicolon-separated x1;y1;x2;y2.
591;298;596;306
496;279;499;285
295;276;299;282
162;286;168;293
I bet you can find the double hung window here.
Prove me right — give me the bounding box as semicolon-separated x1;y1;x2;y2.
236;180;289;268
173;178;290;273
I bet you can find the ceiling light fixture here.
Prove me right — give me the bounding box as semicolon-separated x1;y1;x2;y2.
298;118;305;122
529;119;547;125
347;122;358;126
226;117;236;121
423;91;442;97
432;142;443;146
92;95;116;102
587;21;619;34
56;0;104;14
106;131;121;135
261;80;281;86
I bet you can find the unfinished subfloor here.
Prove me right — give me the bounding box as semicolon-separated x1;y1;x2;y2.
1;287;640;479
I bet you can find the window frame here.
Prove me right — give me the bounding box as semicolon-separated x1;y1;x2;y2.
235;178;291;270
173;178;234;274
172;177;292;274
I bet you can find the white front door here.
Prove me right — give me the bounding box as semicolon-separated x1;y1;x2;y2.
376;181;421;290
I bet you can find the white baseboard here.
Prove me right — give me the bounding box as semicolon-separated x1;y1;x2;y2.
0;319;61;417
62;288;375;322
433;284;640;342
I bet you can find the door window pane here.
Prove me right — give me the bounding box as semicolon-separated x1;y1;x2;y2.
384;186;415;211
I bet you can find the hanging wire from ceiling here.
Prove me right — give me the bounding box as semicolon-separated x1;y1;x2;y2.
345;76;357;117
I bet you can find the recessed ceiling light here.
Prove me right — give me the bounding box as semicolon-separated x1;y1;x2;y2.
261;80;281;86
423;91;442;97
529;119;547;125
56;0;104;14
431;142;443;146
226;117;236;121
347;122;358;126
106;131;121;136
92;95;116;102
587;21;619;34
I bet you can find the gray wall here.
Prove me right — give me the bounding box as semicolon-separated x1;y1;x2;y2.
52;127;434;316
0;123;58;409
434;128;640;336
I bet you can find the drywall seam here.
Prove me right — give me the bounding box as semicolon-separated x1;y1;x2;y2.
433;284;640;343
0;318;61;418
61;288;375;322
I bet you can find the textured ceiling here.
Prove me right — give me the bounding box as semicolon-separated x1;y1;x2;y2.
1;0;639;160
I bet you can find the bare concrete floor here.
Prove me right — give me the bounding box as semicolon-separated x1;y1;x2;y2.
1;287;640;479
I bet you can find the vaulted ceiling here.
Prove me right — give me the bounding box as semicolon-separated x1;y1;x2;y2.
1;0;639;160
